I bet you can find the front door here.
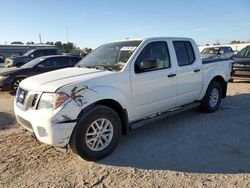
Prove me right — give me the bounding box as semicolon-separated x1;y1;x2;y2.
130;41;177;121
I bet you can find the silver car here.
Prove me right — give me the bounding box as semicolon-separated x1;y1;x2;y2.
201;46;234;60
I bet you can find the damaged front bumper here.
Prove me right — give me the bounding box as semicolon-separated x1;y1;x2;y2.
14;96;81;147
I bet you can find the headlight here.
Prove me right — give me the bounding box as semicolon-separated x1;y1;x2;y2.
5;58;13;63
37;92;68;110
0;75;8;81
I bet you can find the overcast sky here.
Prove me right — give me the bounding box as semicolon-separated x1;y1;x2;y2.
0;0;249;48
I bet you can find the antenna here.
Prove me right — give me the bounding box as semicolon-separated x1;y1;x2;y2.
39;33;42;44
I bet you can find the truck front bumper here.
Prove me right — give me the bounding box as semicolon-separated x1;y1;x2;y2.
14;101;78;148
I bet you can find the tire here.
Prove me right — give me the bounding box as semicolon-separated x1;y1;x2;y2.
200;81;222;113
69;105;122;161
12;78;24;93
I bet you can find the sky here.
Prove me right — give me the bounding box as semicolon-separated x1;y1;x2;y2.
0;0;250;48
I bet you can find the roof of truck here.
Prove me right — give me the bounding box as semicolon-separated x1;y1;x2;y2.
110;37;193;43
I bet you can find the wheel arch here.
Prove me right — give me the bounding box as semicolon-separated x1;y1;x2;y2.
12;76;27;89
77;99;129;135
210;76;227;98
200;73;228;100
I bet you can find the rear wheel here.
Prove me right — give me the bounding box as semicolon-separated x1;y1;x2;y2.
200;81;222;113
69;105;122;161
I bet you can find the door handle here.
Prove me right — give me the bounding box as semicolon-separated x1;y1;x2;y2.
194;69;201;72
168;73;176;78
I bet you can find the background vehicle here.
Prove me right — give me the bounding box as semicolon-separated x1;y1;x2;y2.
201;46;234;59
231;45;250;81
5;48;59;67
0;54;4;63
0;55;81;92
14;37;232;161
0;44;56;63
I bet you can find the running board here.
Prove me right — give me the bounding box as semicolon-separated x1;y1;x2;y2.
129;102;200;130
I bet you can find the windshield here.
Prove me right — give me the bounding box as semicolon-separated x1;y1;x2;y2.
201;48;219;54
236;46;250;58
23;49;35;56
21;57;45;68
77;40;142;71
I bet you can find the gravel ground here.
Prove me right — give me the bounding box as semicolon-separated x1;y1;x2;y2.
0;83;250;187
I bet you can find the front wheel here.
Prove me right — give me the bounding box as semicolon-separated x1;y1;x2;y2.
200;81;222;113
12;78;24;93
69;105;122;161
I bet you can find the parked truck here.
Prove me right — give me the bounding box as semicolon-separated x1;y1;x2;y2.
14;37;232;161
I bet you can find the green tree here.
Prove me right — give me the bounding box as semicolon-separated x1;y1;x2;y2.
55;41;63;50
11;41;23;44
63;42;74;53
46;41;54;45
26;41;35;44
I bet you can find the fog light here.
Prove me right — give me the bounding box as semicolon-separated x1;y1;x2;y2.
37;127;48;137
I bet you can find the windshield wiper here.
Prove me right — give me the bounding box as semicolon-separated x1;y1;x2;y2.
90;64;115;71
77;64;119;71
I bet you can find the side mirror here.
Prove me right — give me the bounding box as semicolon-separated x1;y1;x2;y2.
139;59;157;71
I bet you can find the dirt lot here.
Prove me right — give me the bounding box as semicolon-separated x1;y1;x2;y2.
0;83;250;187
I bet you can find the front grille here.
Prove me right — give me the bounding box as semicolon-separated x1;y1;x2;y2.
17;115;33;132
17;88;28;104
16;88;42;110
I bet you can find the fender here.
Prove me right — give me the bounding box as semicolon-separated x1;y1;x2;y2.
59;84;129;115
199;67;227;100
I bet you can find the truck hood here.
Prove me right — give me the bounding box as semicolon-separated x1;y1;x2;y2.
19;67;113;92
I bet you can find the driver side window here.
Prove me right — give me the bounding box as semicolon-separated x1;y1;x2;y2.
135;41;171;73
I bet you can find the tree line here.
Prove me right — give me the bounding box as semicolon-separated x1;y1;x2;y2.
10;41;92;54
203;40;250;46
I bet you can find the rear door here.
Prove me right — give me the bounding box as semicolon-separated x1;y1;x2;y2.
130;40;177;120
172;40;202;106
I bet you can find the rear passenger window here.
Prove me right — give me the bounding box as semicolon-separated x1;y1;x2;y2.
47;50;56;55
173;41;195;66
33;50;46;58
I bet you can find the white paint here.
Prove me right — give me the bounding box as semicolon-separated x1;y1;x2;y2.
14;37;232;148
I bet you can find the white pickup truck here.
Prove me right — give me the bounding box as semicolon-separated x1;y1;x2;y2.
14;37;232;161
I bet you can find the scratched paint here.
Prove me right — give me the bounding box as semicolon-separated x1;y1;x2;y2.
70;86;97;106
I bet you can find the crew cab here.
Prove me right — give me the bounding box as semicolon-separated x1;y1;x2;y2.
14;37;232;161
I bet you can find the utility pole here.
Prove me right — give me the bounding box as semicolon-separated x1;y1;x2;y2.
39;33;42;44
66;27;69;43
